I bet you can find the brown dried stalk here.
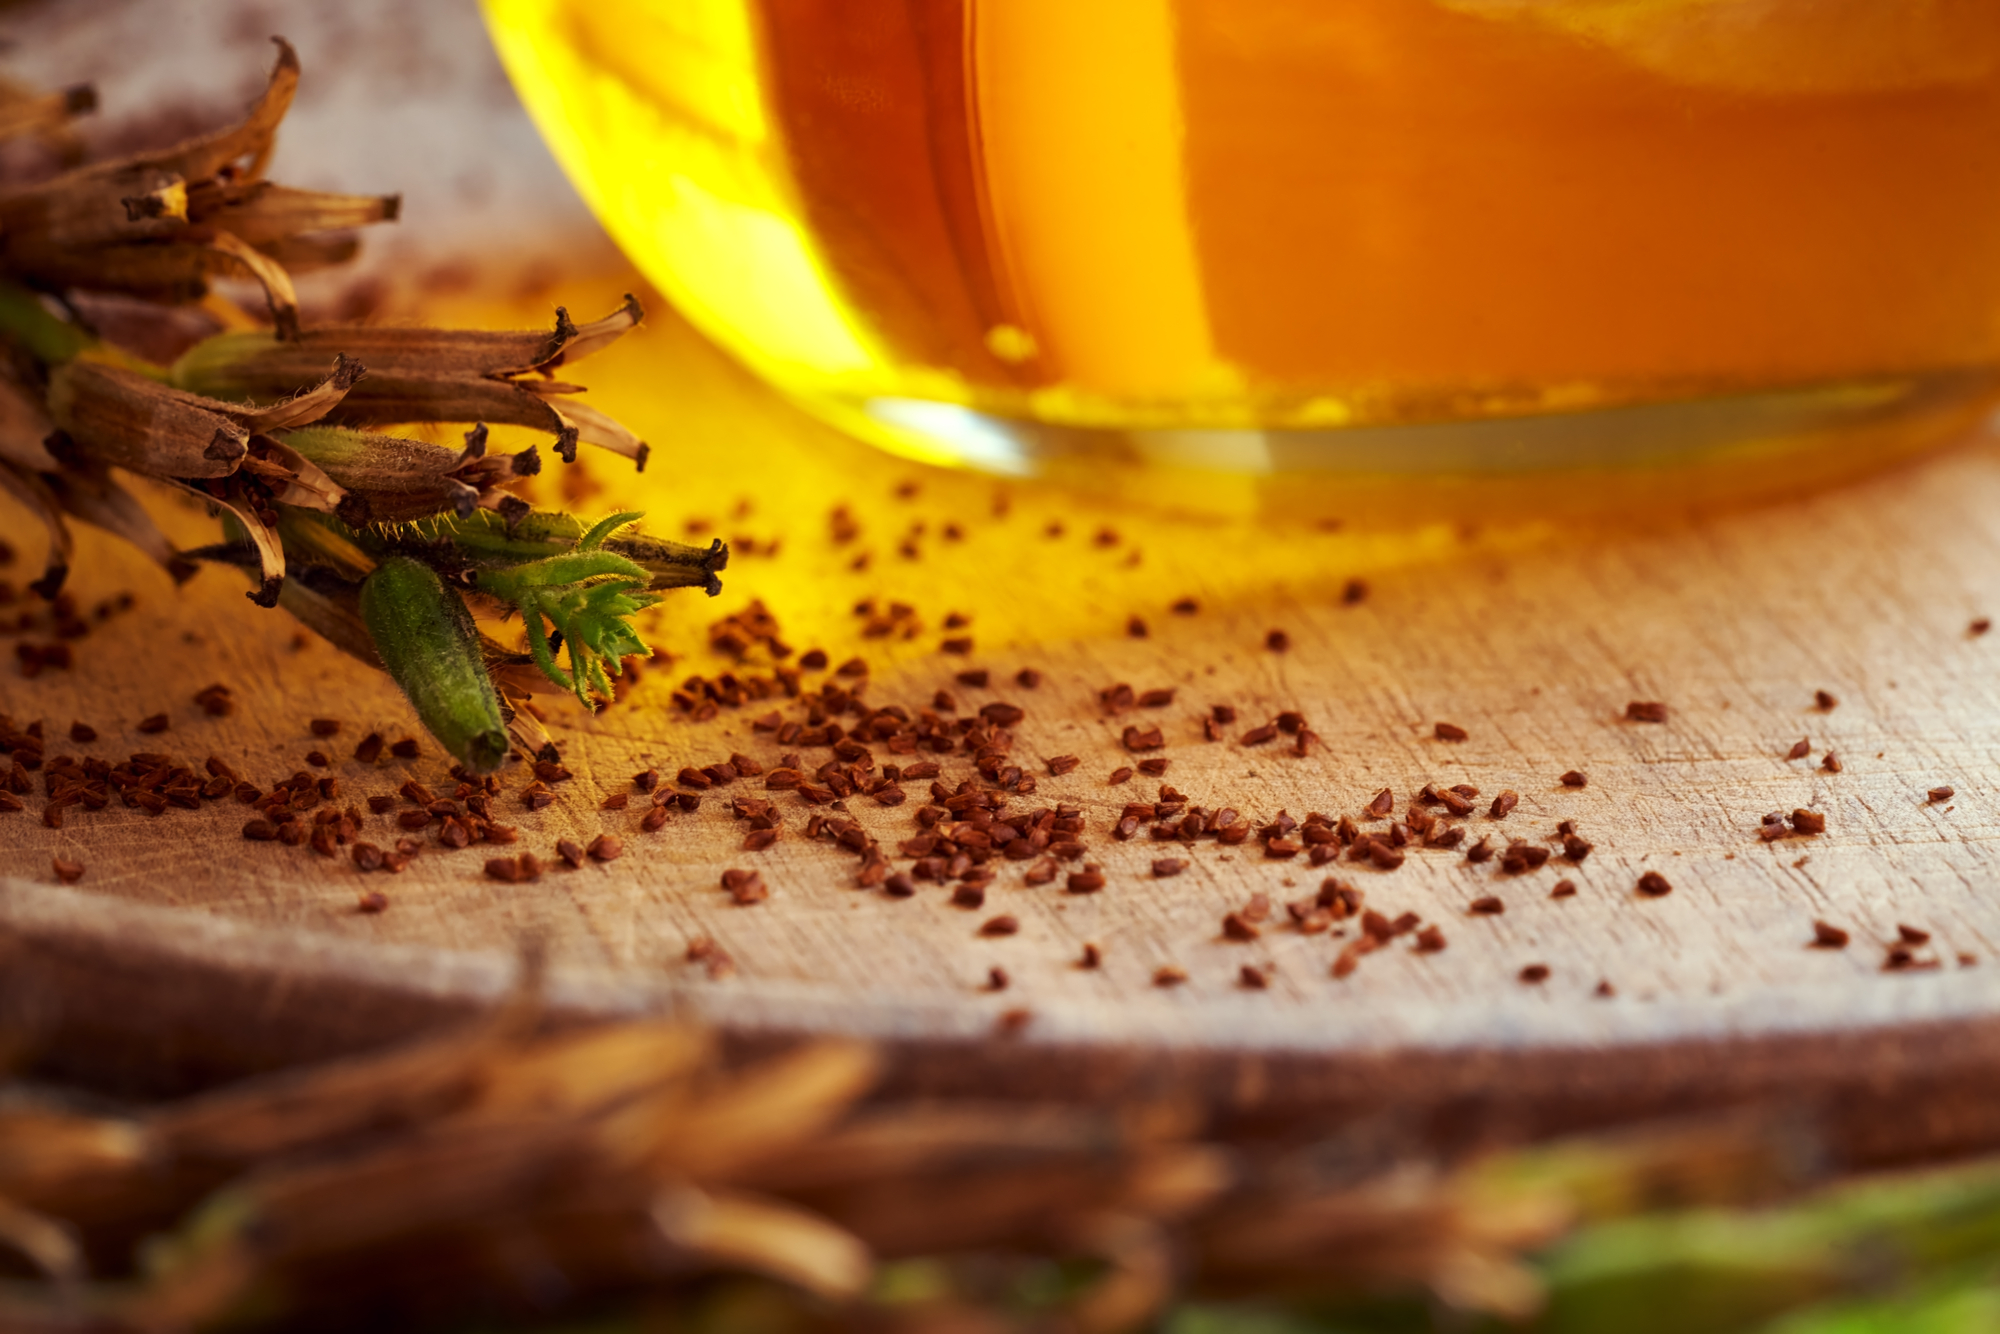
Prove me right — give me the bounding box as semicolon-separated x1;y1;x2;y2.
169;296;649;464
0;986;1601;1334
46;353;360;477
0;40;394;334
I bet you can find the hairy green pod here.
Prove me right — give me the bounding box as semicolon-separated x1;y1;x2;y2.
436;509;728;593
360;556;508;772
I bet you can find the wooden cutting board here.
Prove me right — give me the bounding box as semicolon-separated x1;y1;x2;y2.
11;284;2000;1169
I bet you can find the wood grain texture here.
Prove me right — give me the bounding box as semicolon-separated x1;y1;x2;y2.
8;286;2000;1163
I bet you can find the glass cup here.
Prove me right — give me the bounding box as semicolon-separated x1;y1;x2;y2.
483;0;2000;518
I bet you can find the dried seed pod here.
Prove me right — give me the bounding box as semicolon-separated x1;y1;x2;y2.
279;425;533;524
47;353;359;481
170;296;647;464
47;360;252;478
359;556;508;773
0;42;369;331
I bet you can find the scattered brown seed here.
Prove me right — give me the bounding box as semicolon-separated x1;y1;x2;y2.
1973;618;1992;636
1067;866;1106;894
1016;668;1042;689
1222;912;1260;942
1264;629;1290;652
1815;689;1839;711
67;720;96;743
1519;963;1550;984
686;936;735;978
1468;896;1505;916
1122;725;1164;752
1489;790;1519;819
1786;738;1810;761
956;668;990;688
51;856;83;884
940;636;974;655
1810;920;1850;948
309;718;342;737
1108;766;1134;785
1559;771;1587;788
1790;808;1826;835
137;712;169;733
1079;942;1103;969
1898;923;1932;945
979;915;1018;937
353;732;385;763
357;890;389;914
1595;980;1616;998
1466;836;1494;863
1625;701;1668;723
191;683;234;716
1928;785;1956;803
1636;871;1673;897
721;868;769;904
1821;752;1843;774
1562;835;1593;862
1152;858;1187;877
1025;858;1058;886
641;805;669;832
1550;879;1577;899
983;966;1009;991
1153;965;1187;987
390;738;420;759
1434;722;1468;742
1367;841;1405;870
1127;616;1149;638
1366;788;1393;817
952;883;987;909
1330;940;1372;979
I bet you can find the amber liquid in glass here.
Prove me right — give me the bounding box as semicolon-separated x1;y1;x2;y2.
486;0;2000;505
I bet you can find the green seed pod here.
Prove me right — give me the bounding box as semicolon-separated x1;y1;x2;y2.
360;555;508;773
437;508;728;594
